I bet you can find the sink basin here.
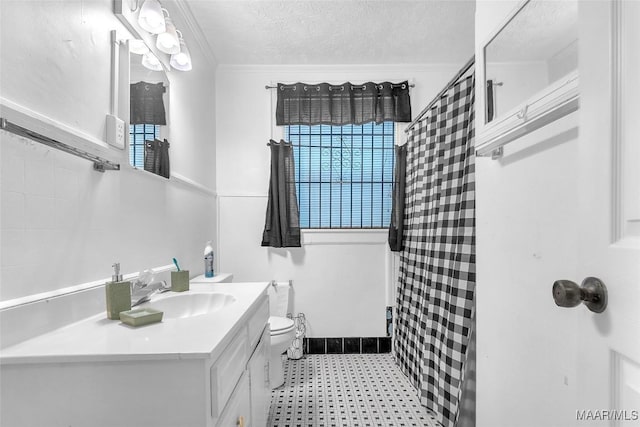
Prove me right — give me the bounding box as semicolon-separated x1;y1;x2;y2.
143;292;235;319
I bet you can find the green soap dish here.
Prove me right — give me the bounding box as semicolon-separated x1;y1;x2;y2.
119;308;163;327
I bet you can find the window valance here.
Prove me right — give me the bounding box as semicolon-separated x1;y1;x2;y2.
276;81;411;126
130;81;167;125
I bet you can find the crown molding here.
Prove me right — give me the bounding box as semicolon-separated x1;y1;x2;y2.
172;0;218;69
215;63;462;73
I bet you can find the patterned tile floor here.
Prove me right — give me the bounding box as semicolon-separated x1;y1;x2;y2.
268;354;441;427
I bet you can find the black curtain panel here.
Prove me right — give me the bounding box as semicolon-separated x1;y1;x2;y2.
144;138;170;179
130;81;167;125
262;140;301;248
388;144;407;251
394;74;476;427
276;81;411;126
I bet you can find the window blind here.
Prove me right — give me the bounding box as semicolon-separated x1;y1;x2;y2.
129;124;159;168
286;121;395;228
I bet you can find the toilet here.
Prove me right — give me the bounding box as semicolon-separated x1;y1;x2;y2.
192;274;296;389
268;282;296;389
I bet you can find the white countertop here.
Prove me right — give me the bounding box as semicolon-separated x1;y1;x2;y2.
0;282;269;365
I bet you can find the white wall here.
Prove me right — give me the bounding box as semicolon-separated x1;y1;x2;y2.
0;1;217;302
215;64;463;337
475;1;579;426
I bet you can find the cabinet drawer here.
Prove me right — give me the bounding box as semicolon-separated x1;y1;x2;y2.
247;295;269;350
217;370;251;427
211;332;248;418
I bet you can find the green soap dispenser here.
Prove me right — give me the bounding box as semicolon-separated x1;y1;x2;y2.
105;262;131;320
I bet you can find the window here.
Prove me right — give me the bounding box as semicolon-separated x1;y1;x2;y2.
286;121;395;229
129;124;159;168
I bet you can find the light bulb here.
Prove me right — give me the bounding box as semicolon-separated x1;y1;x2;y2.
170;36;192;71
174;53;188;66
138;0;166;34
141;52;163;71
129;39;149;55
156;16;180;54
145;13;162;28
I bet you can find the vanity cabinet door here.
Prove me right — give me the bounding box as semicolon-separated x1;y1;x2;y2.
249;328;270;427
210;332;249;420
217;370;251;427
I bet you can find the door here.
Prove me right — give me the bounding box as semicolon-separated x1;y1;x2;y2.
249;328;270;427
217;371;251;427
576;0;640;424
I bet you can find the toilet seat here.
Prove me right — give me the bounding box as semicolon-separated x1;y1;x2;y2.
269;316;295;335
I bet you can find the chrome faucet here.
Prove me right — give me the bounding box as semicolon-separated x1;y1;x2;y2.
130;279;171;307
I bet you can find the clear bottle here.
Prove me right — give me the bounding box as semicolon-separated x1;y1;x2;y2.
204;241;214;278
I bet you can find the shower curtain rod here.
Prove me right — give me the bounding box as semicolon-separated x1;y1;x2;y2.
404;55;475;134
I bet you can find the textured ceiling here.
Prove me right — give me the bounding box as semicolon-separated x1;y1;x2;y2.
180;0;476;65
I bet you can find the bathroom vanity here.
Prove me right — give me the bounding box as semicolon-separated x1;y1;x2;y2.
0;282;270;427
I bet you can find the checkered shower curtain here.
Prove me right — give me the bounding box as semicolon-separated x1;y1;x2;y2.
394;74;475;427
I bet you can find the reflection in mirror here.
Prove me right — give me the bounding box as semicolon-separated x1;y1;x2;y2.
484;0;578;123
129;44;170;178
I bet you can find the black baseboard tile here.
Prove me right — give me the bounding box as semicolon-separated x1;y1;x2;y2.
344;337;361;353
379;337;392;353
326;338;343;354
307;337;326;354
361;337;378;353
301;337;391;354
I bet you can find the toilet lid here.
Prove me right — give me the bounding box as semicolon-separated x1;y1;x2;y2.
269;316;295;333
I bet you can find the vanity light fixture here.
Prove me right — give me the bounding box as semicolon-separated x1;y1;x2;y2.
138;0;166;34
169;31;192;71
129;39;149;55
141;52;163;71
156;14;180;54
129;0;193;71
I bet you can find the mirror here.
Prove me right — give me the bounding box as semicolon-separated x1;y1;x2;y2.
485;0;578;123
477;0;579;156
114;0;172;177
129;47;170;174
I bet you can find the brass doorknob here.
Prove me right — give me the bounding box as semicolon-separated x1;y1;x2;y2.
552;277;607;313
